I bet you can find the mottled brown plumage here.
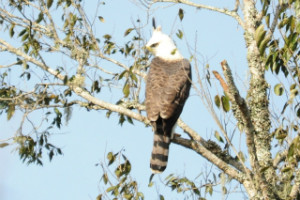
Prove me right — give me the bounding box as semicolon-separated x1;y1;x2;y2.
146;57;191;173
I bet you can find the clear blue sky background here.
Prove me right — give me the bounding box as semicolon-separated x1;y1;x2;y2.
0;0;253;199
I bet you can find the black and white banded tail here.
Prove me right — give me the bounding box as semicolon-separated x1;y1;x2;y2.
150;133;171;173
150;121;172;173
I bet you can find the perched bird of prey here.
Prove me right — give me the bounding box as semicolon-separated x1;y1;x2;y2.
145;26;192;173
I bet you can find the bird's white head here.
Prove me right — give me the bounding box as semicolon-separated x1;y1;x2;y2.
146;26;183;60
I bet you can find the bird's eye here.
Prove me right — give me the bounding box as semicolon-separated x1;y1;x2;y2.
150;42;159;48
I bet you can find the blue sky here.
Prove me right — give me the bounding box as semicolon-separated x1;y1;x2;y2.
0;0;252;199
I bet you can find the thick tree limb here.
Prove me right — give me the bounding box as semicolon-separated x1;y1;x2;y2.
213;59;279;199
242;0;277;198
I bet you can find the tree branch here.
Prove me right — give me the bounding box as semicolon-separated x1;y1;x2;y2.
217;61;258;170
151;0;245;28
72;86;149;124
242;0;278;198
172;136;246;183
0;39;65;81
213;60;278;199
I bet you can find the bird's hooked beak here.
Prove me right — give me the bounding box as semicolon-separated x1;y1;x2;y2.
144;42;159;54
144;45;154;55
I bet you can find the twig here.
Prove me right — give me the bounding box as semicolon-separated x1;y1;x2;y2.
0;62;22;69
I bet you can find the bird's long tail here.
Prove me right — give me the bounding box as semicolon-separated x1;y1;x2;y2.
150;130;171;173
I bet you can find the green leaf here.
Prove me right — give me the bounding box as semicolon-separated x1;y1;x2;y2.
255;24;266;47
124;28;133;37
36;12;44;23
106;186;116;193
221;95;230;112
47;0;53;8
206;70;211;86
159;194;165;200
255;24;265;43
102;173;108;184
126;116;134;125
290;83;297;91
278;17;289;29
260;166;270;173
123;82;130;98
103;34;111;40
274;83;284;96
176;29;183;39
7;104;15;120
290;88;298;100
258;36;271;55
123;194;133;199
265;13;270;27
57;148;62;155
214;131;224;143
214;95;221;108
49;150;54;161
137;192;144;198
238;151;245;163
54;107;60;115
296;23;300;34
297;108;300;118
281;166;292;173
130;73;137;83
9;24;15;38
205;184;213;196
107;152;115;165
148;181;154;187
275;133;287;140
178;8;184;21
98;16;105;23
96;194;102;200
118;70;127;80
0;143;9;148
18;29;27;37
288;142;295;158
171;48;177;55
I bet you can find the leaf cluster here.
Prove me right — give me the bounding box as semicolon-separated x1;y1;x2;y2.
97;151;144;200
14;131;62;165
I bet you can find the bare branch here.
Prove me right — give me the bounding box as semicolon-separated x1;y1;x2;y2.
233;0;240;12
150;0;245;28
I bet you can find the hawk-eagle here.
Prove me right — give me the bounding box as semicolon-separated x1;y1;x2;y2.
145;26;192;173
